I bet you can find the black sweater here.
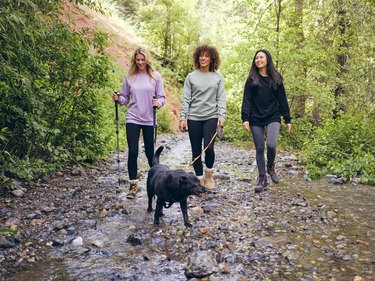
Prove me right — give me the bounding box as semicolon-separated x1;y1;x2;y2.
241;76;291;126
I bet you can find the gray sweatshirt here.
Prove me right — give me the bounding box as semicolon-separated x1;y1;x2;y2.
180;70;226;121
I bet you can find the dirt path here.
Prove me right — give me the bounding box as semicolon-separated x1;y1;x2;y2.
1;133;374;281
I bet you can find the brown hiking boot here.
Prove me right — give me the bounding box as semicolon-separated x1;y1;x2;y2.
254;175;268;193
126;180;139;199
267;163;280;183
204;168;215;190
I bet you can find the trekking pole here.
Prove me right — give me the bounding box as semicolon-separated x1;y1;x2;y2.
153;96;157;145
114;93;120;187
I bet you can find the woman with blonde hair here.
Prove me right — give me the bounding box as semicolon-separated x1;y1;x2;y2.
113;47;165;199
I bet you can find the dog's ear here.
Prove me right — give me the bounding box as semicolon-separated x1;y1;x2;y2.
179;176;188;185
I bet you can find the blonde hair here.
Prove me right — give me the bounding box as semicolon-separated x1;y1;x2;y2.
128;47;155;80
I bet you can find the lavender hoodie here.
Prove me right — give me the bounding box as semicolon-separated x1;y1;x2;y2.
118;71;165;126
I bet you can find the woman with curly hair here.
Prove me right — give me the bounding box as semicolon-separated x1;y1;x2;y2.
241;49;291;193
179;44;226;190
113;47;165;199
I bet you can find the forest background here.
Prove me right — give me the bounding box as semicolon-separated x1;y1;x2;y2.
1;0;374;189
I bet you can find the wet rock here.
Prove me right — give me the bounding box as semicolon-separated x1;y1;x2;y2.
67;227;77;235
253;237;274;248
126;234;142;246
331;177;346;184
218;262;229;274
184;250;216;279
41;207;56;214
76;219;97;228
0;238;15;248
41;175;51;183
71;169;81;176
89;239;104;248
325;174;337;179
52;239;64;247
12;189;25;197
72;236;83;246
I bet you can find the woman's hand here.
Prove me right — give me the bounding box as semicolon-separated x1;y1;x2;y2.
112;92;119;101
242;121;250;131
152;98;159;108
285;123;292;133
218;119;225;128
179;120;188;132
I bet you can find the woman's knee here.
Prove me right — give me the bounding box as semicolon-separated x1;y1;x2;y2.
256;146;265;154
128;149;138;159
266;143;276;152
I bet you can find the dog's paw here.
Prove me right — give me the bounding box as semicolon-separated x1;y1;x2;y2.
154;219;160;225
147;207;153;213
184;222;192;228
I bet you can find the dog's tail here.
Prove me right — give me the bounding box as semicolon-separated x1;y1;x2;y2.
152;146;164;166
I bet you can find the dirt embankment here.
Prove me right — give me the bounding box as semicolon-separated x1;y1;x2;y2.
61;2;182;132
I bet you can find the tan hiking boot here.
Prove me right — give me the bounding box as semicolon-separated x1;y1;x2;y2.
204;168;215;190
197;175;205;187
126;180;139;199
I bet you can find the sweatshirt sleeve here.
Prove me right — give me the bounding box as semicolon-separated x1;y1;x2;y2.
155;72;166;109
179;74;192;120
217;74;226;120
241;79;252;122
276;82;291;124
118;76;130;105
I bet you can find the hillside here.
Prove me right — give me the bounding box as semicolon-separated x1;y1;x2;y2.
61;2;181;131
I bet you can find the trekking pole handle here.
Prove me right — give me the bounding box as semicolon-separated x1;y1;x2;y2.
152;96;158;109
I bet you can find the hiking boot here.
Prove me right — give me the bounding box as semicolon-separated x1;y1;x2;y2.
198;175;205;187
204;168;215;190
254;175;268;193
126;180;139;199
267;163;280;183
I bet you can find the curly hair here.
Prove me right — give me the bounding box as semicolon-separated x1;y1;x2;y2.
193;44;221;72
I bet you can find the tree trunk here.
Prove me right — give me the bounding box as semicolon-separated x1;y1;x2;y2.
293;0;307;118
333;0;349;118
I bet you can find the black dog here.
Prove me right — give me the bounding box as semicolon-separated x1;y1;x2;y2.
147;146;206;227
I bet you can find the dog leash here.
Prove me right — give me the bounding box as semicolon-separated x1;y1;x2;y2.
189;126;223;166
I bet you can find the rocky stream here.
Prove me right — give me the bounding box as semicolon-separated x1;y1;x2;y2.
1;133;374;281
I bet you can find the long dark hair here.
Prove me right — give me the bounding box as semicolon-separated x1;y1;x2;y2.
193;44;220;72
248;49;282;90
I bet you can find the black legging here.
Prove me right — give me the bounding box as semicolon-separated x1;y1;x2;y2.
187;118;218;176
126;123;154;180
250;122;280;176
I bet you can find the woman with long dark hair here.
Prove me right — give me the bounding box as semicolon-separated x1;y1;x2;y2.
179;44;226;190
241;49;291;193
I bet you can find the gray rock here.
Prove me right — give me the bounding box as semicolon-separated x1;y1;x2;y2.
184;250;216;279
0;238;15;249
12;189;25;197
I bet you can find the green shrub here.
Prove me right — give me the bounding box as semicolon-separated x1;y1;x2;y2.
303;115;375;185
278;116;316;151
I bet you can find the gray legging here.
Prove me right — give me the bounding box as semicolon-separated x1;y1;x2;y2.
250;122;280;176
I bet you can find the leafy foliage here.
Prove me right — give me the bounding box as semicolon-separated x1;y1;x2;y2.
0;0;112;181
303;115;375;184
